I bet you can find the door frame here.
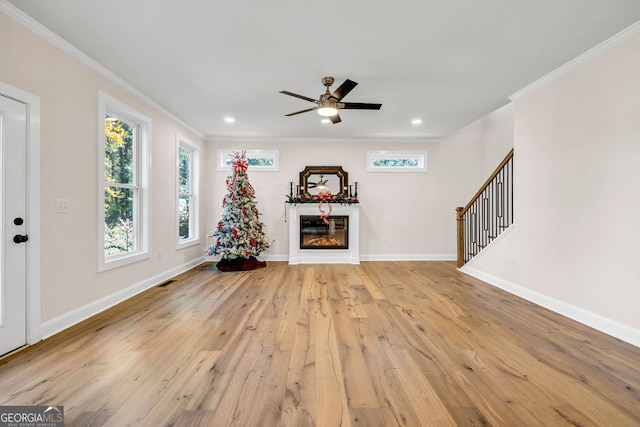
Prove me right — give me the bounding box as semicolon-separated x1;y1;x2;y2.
0;80;41;346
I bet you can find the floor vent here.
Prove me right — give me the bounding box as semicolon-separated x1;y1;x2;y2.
158;279;176;288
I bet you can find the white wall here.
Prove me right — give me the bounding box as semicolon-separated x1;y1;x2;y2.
0;11;206;330
478;103;514;178
466;30;640;344
205;106;513;261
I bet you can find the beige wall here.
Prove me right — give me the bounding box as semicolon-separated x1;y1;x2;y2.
468;31;640;337
1;12;206;325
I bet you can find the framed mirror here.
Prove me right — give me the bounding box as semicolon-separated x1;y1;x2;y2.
299;166;348;196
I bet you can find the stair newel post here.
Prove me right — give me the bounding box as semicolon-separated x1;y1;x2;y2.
456;206;465;268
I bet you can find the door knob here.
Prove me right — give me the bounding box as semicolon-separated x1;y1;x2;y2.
13;234;29;244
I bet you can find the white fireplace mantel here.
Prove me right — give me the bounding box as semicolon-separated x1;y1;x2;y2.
288;204;360;264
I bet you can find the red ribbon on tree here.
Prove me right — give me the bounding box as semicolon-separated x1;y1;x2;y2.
226;151;254;201
316;190;333;224
232;155;248;172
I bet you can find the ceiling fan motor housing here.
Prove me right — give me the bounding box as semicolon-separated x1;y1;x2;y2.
319;93;342;108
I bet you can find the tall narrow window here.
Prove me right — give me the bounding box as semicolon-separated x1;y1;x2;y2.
98;92;150;271
177;135;200;248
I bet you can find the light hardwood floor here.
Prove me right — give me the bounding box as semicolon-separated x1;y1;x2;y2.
1;261;639;426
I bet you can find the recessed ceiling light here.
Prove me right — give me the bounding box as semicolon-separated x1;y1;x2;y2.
411;119;423;125
224;117;235;123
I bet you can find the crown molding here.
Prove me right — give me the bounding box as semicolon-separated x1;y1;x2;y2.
0;1;205;140
204;136;443;144
509;20;640;101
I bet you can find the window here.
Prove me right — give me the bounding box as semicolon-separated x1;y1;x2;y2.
98;91;151;271
366;150;427;172
217;149;279;171
177;134;200;248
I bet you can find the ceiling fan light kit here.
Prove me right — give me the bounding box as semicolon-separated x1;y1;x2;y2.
317;106;338;117
280;77;382;124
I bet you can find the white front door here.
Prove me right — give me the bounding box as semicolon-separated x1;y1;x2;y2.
0;94;28;356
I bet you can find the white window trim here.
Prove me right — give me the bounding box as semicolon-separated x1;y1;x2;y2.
216;149;279;171
366;150;428;172
97;91;151;272
176;134;200;249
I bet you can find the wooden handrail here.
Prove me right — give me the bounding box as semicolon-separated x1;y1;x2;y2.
456;148;514;267
460;148;514;216
456;207;465;268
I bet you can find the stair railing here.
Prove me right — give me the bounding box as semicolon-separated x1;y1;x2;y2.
456;148;514;267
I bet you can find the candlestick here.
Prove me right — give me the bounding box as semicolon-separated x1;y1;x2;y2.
289;181;293;197
349;185;353;197
354;182;358;198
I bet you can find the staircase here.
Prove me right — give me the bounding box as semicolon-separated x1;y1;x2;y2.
456;149;514;267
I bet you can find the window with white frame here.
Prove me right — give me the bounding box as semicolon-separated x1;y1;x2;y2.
217;149;279;171
366;150;427;172
177;135;200;248
98;91;151;271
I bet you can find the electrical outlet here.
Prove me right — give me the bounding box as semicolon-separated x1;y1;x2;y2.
510;256;516;267
157;250;162;260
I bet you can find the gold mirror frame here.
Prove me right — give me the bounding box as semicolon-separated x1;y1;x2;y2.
299;166;348;197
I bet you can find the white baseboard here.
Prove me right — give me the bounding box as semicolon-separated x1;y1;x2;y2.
39;257;207;340
460;266;640;349
207;254;456;263
360;253;456;262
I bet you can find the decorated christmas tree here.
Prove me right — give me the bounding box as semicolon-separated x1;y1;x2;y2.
207;151;269;271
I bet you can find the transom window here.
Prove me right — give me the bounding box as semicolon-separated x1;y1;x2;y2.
366;150;427;172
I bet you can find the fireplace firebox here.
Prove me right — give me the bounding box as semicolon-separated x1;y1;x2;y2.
300;216;348;249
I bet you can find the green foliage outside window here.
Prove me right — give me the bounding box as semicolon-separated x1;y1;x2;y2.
224;156;274;168
247;157;274;167
371;158;419;167
104;116;135;255
178;147;191;239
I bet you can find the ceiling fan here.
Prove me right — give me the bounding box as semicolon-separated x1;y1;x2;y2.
280;77;382;124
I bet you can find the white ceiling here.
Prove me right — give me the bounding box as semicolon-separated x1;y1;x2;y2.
6;0;640;141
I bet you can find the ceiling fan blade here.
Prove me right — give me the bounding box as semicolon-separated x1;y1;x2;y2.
341;102;382;110
280;91;318;103
285;107;317;116
331;79;358;101
329;114;341;124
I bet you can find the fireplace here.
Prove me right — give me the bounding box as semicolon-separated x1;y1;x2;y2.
300;216;348;249
288;204;360;264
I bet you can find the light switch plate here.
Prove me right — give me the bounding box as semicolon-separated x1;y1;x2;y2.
56;199;70;214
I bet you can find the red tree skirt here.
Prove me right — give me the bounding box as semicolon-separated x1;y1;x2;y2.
216;256;267;272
